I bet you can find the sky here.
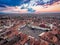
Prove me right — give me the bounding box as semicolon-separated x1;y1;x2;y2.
0;0;60;13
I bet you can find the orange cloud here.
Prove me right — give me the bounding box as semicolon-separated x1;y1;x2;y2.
32;4;60;13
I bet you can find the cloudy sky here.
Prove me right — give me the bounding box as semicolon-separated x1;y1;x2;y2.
0;0;60;13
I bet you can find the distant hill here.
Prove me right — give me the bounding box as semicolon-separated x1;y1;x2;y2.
0;12;60;17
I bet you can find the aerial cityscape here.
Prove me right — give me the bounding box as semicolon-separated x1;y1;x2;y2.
0;0;60;45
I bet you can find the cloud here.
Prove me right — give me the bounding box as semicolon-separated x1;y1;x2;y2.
27;8;36;13
0;0;59;7
0;0;60;13
37;0;60;5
